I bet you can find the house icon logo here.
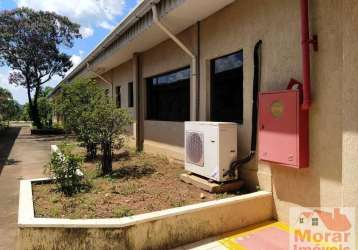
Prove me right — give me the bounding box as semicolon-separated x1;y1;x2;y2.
290;207;355;250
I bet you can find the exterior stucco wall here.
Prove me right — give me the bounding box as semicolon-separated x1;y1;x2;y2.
112;60;136;136
342;0;358;245
90;0;355;229
140;26;196;159
135;0;346;223
112;60;134;111
96;71;114;98
198;0;344;223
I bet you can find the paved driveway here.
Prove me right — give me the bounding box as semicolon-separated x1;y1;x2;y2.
0;127;65;250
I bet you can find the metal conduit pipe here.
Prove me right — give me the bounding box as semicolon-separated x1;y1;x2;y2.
300;0;311;110
86;63;113;86
151;4;198;121
300;0;318;110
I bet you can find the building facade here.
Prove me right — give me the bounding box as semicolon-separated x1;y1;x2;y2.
51;0;358;237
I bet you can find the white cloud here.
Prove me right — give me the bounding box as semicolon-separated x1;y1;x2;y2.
79;26;94;38
98;21;115;31
70;55;82;67
0;67;28;104
16;0;126;36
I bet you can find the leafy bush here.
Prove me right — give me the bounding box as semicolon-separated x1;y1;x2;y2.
53;79;102;160
86;102;132;175
54;79;133;174
47;151;83;196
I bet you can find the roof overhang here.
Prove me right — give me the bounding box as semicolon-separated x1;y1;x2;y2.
50;0;234;96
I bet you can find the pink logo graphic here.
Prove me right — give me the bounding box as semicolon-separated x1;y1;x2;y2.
290;207;355;250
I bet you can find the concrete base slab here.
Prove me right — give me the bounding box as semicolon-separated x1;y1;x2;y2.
180;173;244;193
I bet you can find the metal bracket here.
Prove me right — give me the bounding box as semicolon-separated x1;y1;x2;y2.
310;34;318;51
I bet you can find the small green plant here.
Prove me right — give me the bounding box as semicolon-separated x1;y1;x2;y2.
53;122;64;129
58;142;76;155
117;182;140;196
112;207;133;218
46;151;84;196
171;199;187;208
216;192;231;199
49;207;60;217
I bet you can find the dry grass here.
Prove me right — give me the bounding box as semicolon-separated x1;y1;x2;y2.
33;146;239;219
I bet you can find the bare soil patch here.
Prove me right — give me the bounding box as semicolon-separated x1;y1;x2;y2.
33;148;238;219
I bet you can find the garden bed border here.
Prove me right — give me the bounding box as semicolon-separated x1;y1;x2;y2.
18;144;273;249
19;178;272;228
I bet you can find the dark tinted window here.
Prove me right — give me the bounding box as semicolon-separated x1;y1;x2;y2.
116;86;121;108
128;82;134;108
211;51;243;123
147;67;190;121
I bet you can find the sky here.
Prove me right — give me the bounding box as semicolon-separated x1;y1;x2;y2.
0;0;140;104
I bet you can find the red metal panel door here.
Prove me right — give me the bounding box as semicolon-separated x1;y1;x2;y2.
259;90;298;166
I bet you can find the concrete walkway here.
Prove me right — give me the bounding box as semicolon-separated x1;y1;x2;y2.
0;127;65;250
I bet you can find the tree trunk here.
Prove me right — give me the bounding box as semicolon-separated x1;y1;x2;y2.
101;141;112;175
32;85;43;128
30;103;42;129
26;83;42;129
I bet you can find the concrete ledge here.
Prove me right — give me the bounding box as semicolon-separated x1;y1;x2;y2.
18;177;273;250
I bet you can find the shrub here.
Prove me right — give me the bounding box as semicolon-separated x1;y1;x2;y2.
112;206;133;218
47;151;83;196
86;102;132;175
53;79;102;160
54;78;133;174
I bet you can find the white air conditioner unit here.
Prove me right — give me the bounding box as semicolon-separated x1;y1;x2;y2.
185;121;238;182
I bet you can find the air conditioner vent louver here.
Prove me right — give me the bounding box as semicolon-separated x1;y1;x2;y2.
185;132;204;167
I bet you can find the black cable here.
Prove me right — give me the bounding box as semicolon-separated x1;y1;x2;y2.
224;40;262;178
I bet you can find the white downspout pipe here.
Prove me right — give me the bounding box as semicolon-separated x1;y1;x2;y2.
151;4;197;121
86;63;112;86
86;63;114;99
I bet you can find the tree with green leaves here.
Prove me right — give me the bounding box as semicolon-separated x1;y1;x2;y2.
54;79;132;175
86;100;132;175
20;103;30;121
0;7;81;128
20;87;54;126
0;86;11;101
37;86;54;127
54;79;102;159
0;86;22;127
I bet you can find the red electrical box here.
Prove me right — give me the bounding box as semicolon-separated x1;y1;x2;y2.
258;89;309;168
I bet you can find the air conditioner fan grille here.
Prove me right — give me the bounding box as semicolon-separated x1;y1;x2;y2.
186;132;204;166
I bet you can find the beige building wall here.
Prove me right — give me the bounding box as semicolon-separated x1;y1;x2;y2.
112;60;136;136
196;0;345;224
342;0;358;242
97;60;137;137
140;26;196;160
138;0;347;224
94;0;356;231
